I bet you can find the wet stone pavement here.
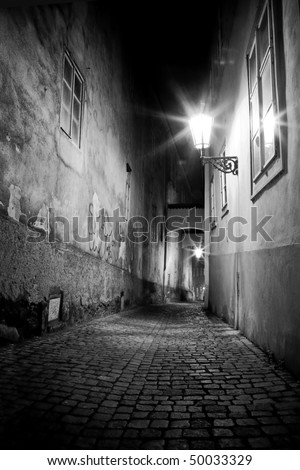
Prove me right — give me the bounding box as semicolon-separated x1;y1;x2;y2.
1;303;300;450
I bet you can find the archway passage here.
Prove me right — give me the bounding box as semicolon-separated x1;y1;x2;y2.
165;205;206;302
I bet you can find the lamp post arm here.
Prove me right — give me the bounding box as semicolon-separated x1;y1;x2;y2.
199;154;238;175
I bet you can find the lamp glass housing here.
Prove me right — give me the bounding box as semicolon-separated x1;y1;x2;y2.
189;113;213;150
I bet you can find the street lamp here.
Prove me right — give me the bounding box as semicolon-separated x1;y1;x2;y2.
194;247;203;259
189;113;238;175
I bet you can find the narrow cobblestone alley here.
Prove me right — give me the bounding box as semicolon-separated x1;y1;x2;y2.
1;303;300;450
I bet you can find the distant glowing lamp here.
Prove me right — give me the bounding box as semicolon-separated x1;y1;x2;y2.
188;112;238;175
194;247;203;259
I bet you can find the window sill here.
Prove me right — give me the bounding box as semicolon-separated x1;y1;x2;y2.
221;208;229;219
251;155;285;201
253;153;277;184
57;129;84;174
60;127;81;150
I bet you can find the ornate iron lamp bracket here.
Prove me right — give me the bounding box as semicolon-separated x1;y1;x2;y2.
200;156;238;175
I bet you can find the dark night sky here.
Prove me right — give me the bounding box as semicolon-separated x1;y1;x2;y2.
117;2;220;103
115;1;221;204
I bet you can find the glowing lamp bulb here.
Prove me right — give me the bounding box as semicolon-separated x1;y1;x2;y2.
194;247;203;259
189;113;213;150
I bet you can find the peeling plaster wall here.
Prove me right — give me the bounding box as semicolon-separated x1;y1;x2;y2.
0;214;141;319
0;3;189;328
207;0;300;377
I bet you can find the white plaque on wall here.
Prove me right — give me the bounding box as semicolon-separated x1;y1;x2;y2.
48;295;61;322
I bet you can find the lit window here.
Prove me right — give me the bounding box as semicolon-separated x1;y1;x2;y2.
60;52;84;147
247;0;286;197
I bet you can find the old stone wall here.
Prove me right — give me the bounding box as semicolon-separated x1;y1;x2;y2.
0;3;190;338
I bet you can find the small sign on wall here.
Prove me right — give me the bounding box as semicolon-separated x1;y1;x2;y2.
48;293;62;323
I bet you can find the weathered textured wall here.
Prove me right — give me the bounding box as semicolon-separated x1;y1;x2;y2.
209;246;300;377
0;214;141;317
0;3;189;337
207;0;300;377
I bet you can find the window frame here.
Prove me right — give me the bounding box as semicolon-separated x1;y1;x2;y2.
246;0;286;199
60;51;84;148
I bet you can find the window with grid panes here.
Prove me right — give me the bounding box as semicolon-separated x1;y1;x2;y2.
60;53;83;148
247;0;286;197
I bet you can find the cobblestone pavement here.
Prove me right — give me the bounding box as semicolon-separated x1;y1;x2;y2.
1;303;300;450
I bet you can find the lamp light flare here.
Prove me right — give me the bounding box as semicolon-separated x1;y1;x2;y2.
194;247;203;259
188;111;238;175
188;113;213;150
